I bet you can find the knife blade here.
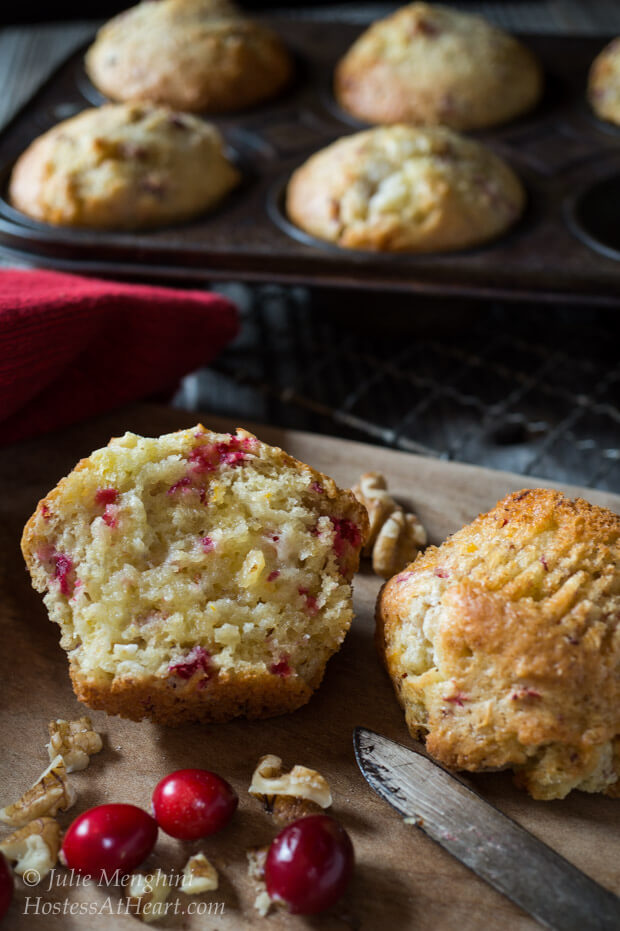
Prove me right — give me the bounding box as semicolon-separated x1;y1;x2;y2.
353;727;620;931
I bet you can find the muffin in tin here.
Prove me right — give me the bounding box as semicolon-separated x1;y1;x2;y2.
85;0;293;113
286;125;525;253
589;37;620;126
9;103;239;230
335;3;543;131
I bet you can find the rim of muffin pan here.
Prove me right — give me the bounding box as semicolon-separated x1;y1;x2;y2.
565;170;620;261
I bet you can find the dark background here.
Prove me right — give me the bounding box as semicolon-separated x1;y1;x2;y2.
2;0;350;26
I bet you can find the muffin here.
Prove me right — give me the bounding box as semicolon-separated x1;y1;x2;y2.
335;3;543;131
21;426;368;725
589;38;620;126
286;125;525;253
9;103;239;230
376;489;620;800
85;0;292;113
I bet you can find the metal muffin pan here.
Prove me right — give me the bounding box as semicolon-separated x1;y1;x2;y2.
0;20;619;305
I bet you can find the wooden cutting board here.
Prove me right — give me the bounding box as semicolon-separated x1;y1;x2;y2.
1;404;618;930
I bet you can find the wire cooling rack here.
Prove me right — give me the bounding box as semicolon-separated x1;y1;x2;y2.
173;285;620;493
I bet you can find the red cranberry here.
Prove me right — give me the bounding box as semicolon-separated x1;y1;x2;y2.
152;769;237;840
168;646;212;681
0;854;13;921
265;814;354;915
95;487;118;506
53;552;74;596
189;445;218;473
298;587;318;615
269;655;291;678
168;476;193;495
331;518;361;557
62;805;157;880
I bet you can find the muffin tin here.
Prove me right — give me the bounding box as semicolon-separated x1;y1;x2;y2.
0;19;619;305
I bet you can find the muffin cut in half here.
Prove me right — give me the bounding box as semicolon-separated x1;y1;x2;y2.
376;489;620;800
22;426;368;724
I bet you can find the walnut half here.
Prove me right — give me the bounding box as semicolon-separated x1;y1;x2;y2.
47;716;103;773
0;756;76;827
0;817;61;879
249;755;332;825
352;471;427;578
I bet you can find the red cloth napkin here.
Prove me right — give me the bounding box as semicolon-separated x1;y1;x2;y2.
0;269;239;445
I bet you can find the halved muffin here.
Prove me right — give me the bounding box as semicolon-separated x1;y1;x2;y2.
22;426;368;724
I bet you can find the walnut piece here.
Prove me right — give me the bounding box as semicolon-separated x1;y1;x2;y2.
181;853;218;895
352;471;427;578
0;817;61;879
351;472;396;555
246;847;271;917
47;716;103;773
270;795;323;826
254;890;272;918
249;755;332;825
372;509;426;578
127;869;171;923
0;756;76;826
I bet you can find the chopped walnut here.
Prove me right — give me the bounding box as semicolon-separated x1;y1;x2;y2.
47;717;103;772
351;472;397;555
246;845;267;883
352;471;426;578
254;890;273;918
249;755;332;825
181;853;218;894
270;795;323;826
127;869;171;923
372;509;426;578
0;756;76;826
0;817;61;879
247;847;272;917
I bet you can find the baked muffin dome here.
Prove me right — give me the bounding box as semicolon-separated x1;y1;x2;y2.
588;38;620;126
376;489;620;800
286;125;524;253
9;103;239;230
335;3;543;131
85;0;292;113
21;427;368;725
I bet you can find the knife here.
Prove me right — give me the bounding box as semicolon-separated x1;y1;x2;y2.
353;727;620;931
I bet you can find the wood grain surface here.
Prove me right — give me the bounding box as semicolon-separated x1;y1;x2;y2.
1;404;618;930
